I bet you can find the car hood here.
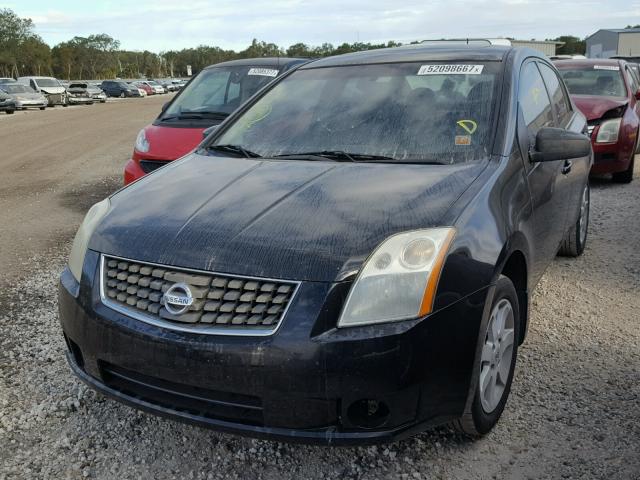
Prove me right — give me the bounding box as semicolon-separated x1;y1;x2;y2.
571;95;628;121
39;86;65;94
11;92;44;100
138;124;209;161
91;153;485;282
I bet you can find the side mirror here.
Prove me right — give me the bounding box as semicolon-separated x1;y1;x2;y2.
635;89;640;100
529;127;591;163
202;125;218;140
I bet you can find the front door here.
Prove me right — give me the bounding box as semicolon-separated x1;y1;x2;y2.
516;60;571;284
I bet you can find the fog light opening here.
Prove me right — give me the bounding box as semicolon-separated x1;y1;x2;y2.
347;399;390;429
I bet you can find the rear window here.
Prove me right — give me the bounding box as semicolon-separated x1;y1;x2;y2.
212;62;501;164
557;65;627;97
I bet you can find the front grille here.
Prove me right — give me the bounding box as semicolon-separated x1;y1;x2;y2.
139;159;168;173
100;362;264;425
101;255;298;335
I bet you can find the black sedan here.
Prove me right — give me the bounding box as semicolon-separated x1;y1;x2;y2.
59;43;592;444
100;80;141;98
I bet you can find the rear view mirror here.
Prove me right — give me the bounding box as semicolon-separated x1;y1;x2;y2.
529;127;591;163
202;125;218;140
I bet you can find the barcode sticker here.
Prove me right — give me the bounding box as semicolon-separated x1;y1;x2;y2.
418;64;484;75
248;68;279;77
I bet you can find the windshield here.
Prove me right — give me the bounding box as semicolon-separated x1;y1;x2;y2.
69;83;87;89
210;62;499;163
35;78;61;88
163;65;281;119
1;84;33;94
557;65;627;97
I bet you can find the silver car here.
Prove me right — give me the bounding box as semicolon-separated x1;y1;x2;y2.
0;82;47;110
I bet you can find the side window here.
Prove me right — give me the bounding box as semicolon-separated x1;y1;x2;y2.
538;62;572;126
624;66;638;94
518;62;554;137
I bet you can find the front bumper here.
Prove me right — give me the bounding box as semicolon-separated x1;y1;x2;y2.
589;127;635;175
59;251;488;445
16;99;47;109
68;96;93;104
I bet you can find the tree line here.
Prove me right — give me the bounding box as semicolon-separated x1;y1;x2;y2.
1;7;587;81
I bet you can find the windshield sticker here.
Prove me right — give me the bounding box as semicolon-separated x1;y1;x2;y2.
456;119;478;134
594;65;620;71
248;68;279;77
455;135;472;146
418;64;484;75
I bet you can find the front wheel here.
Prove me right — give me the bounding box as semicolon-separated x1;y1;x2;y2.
39;107;45;110
559;182;590;256
612;155;634;183
453;275;519;437
7;109;15;114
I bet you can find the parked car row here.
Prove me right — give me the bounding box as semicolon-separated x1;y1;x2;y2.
0;76;183;115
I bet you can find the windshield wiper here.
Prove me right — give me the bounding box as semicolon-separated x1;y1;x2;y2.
273;150;360;162
162;111;229;121
273;151;447;164
207;144;262;158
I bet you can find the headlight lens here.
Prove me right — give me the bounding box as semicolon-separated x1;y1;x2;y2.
135;128;150;153
338;228;455;328
595;118;621;143
68;198;110;282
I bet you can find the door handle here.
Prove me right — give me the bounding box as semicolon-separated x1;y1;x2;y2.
562;160;572;175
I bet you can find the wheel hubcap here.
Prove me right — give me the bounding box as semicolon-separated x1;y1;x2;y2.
578;185;589;245
479;298;515;413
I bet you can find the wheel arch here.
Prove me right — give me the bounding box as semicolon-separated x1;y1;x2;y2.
493;234;530;344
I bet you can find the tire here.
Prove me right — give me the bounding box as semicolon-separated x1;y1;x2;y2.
453;275;520;437
100;100;106;103
7;109;14;114
39;107;45;110
559;182;589;257
612;155;634;183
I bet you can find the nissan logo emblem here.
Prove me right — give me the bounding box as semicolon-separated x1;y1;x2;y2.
162;283;194;315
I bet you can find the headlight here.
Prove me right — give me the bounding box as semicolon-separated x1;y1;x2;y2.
338;228;455;328
135;129;150;153
595;118;621;143
68;198;110;282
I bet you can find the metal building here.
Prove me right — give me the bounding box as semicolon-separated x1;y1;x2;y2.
511;40;563;56
586;28;640;58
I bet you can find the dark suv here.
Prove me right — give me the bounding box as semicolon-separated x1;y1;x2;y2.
100;80;141;98
60;44;592;445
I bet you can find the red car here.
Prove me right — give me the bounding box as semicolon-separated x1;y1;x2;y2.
555;58;639;183
124;57;308;185
135;82;154;96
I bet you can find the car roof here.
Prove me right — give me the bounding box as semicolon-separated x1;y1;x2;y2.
299;44;511;69
553;58;624;68
203;57;307;70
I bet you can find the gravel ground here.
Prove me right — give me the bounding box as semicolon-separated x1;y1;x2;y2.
1;103;639;478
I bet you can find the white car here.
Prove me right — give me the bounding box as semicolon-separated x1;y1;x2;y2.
16;76;67;106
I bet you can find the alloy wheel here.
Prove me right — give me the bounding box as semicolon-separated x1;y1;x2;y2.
479;298;515;413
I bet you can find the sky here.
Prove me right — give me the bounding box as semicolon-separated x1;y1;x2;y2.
5;0;640;52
